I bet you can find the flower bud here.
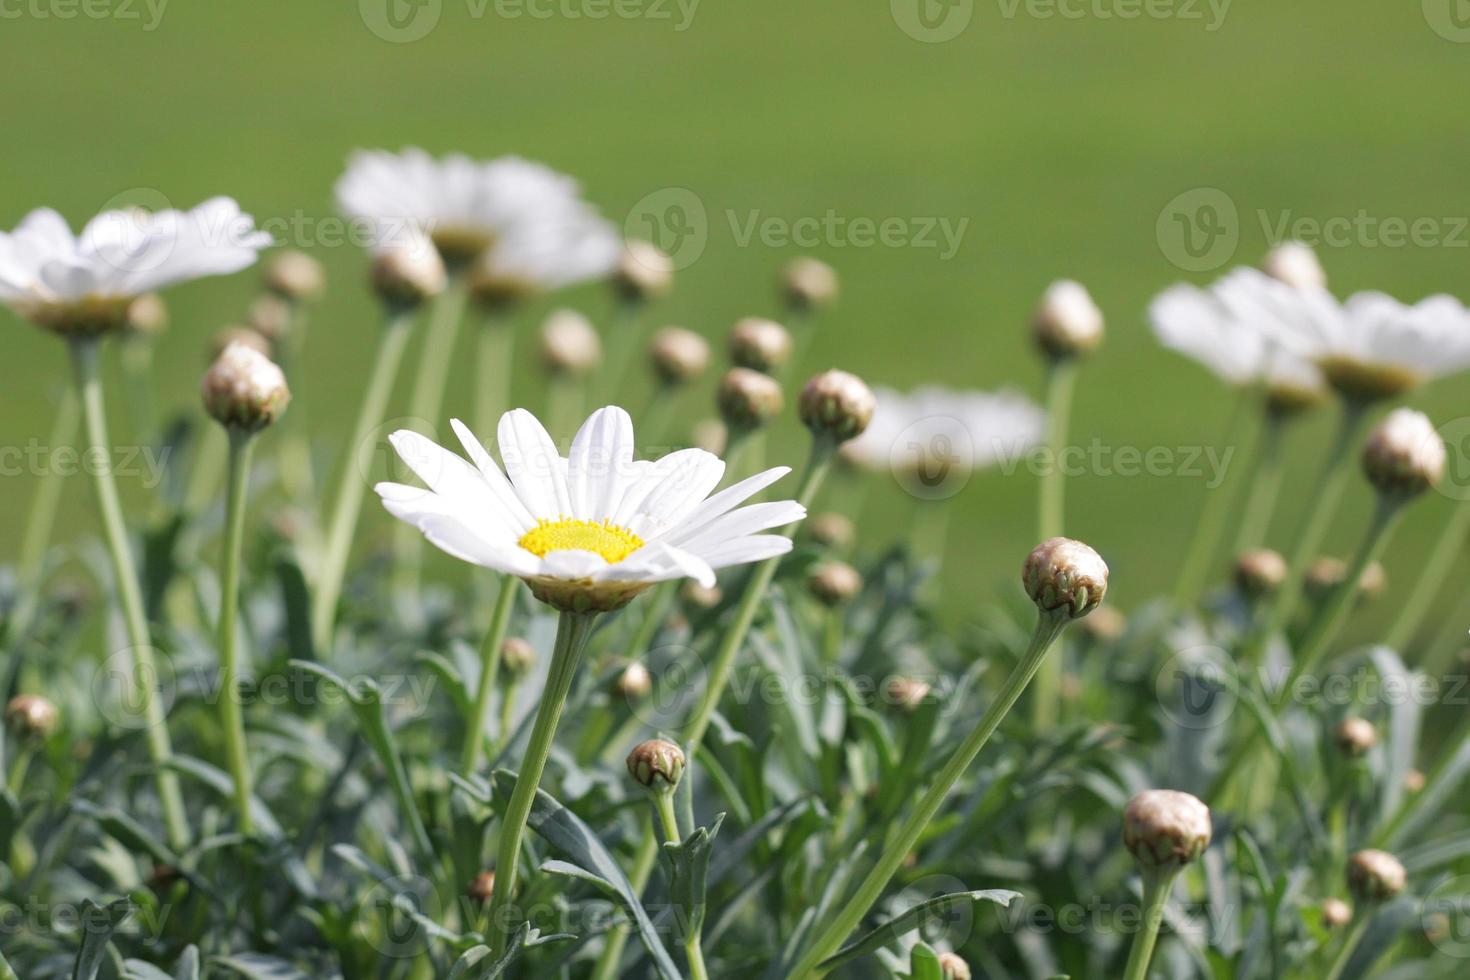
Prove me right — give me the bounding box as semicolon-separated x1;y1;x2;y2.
717;368;784;432
799;369;876;443
1305;557;1385;604
692;418;727;454
541;309;601;377
783;256;839;312
806;512;855;551
808;561;861;608
264;249;326;302
681;581;723;610
201;342;291;432
1023;537;1108;620
937;952;971;980
1123;789;1212;872
626;738;685;793
1033;280;1104;360
730;317;793;373
615;661;652;701
125;293;168;338
1405;769;1425;793
501;637;535;678
212;326;271;359
466;871;496;905
883;676;932;714
1347;849;1406;903
614;240;674;302
5;694;58;740
1320;898;1352;929
1080;605;1127;644
1334;717;1377;758
371;233;448;309
649;327;710;385
247;294;294;342
1234;548;1287;599
1362;408;1445;498
1261;241;1327;290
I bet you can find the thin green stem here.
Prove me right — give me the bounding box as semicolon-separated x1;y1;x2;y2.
1374;709;1470;848
68;337;189;851
599;299;643;403
1322;912;1371;980
1032;359;1078;730
218;431;257;836
787;612;1069;980
496;676;521;756
1173;387;1255;606
1232;411;1288;553
1120;868;1180;980
1385;499;1470;651
474;310;515;443
311;308;416;652
120;337;158;446
462;576;519;774
652;791;681;846
8;387;80;642
651;791;711;980
487;610;598;954
547;376;585;445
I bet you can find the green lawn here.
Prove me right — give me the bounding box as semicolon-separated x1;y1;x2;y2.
3;0;1468;631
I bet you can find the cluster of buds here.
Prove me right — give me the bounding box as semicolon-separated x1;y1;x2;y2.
783;257;839;312
1334;717;1377;758
1260;241;1327;290
371;232;448;309
649;326;710;386
500;638;535;678
1361;408;1446;500
1033;280;1104;360
1123;789;1212;872
799;369;876;443
1234;548;1287;599
717;368;784;433
5;694;59;741
626;738;685;794
541;309;602;378
614;240;674;302
1023;537;1108;620
807;560;861;608
729;317;792;374
263;249;326;303
201;342;291;432
1347;849;1407;903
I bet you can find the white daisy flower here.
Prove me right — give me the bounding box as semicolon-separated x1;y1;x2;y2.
842;385;1045;476
376;406;805;612
0;197;271;335
336;147;619;285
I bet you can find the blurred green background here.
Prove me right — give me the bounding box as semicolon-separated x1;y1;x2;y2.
3;0;1469;633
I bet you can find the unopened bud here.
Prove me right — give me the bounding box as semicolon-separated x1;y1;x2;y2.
799;369;876;443
649;327;710;385
1334;717;1377;758
806;512;855;551
264;249;326;302
1347;849;1406;903
691;418;727;454
681;581;723;610
1123;789;1212;871
1033;280;1104;360
626;738;685;792
501;637;535;677
1235;549;1287;599
1261;241;1327;290
1080;605;1127;644
466;871;496;904
212;326;271;359
614;240;674;301
883;676;932;714
730;317;793;373
247;294;294;342
1023;537;1108;620
5;694;58;740
937;952;971;980
615;661;652;701
1405;769;1425;793
125;293;168;338
1305;557;1385;604
717;368;784;432
371;233;448;309
808;561;861;608
541;309;601;377
783;256;839;312
1362;408;1445;499
1320;898;1352;929
202;342;291;431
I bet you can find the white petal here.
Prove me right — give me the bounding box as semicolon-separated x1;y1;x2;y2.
386;430;518;541
567;406;634;519
698;534;794;569
661;466;793;543
376;483;536;575
537;549;608;580
627;450;726;540
607;541;716;588
449;419;535;532
498;408;572;519
674;500;807;551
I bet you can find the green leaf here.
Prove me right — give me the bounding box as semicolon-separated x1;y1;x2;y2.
490;770;683;980
123;963;174;980
271;548;315;660
660;813;725;942
212;954;312;979
72;898;134;980
0;949;18;980
71;800;176;866
173;947;200;980
818;890;1022;972
907;942;942;980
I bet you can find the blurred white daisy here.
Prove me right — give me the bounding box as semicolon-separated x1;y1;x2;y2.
0;198;271;335
376;406;804;612
842;385;1045;478
336;147;619;285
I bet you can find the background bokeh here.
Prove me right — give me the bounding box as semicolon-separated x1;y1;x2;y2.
3;0;1468;630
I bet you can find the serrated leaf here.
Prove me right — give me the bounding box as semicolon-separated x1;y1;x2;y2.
660;813;725;942
818;890;1022;972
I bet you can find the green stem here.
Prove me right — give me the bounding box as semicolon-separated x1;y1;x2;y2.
6;746;34;796
651;791;711;980
1032;359;1078;730
1322;912;1371;980
1232;410;1288;553
1173;387;1255;606
590;436;835;980
474;310;515;443
68;337;190;852
1120;868;1180;980
462;576;519;774
182;426;227;517
8;387;80;642
496;677;521;755
1385;499;1470;651
487;610;598;954
311;308;417;652
788;612;1069;979
1374;710;1470;848
276;302;317;502
599;299;643;403
120;337;158;446
218;431;257;836
547;376;585;445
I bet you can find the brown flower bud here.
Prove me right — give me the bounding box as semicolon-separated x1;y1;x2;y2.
1261;241;1327;290
615;661;652;701
125;293;168;338
1080;605;1127;644
371;234;448;309
1123;789;1212;871
264;249;326;302
614;240;674;301
799;369;876;443
202;343;291;431
1320;898;1352;929
5;694;59;740
806;512;855;551
1023;537;1108;620
883;676;932;714
626;738;685;792
1334;717;1377;758
730;317;793;373
1234;549;1287;599
1305;557;1385;604
717;368;784;432
808;561;861;608
937;952;971;980
541;309;602;377
681;581;723;610
691;418;727;455
1033;280;1104;360
1347;849;1406;903
501;637;535;677
783;257;839;312
247;294;295;342
466;870;496;904
1405;769;1425;793
211;326;271;359
1362;408;1445;498
649;326;710;385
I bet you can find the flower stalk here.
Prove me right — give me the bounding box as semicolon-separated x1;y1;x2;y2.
1385;499;1470;650
1173;386;1256;605
6;387;79;643
1120;867;1180;980
461;576;519;773
218;430;258;835
1032;358;1079;728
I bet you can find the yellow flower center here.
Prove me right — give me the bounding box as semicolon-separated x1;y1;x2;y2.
518;518;645;564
